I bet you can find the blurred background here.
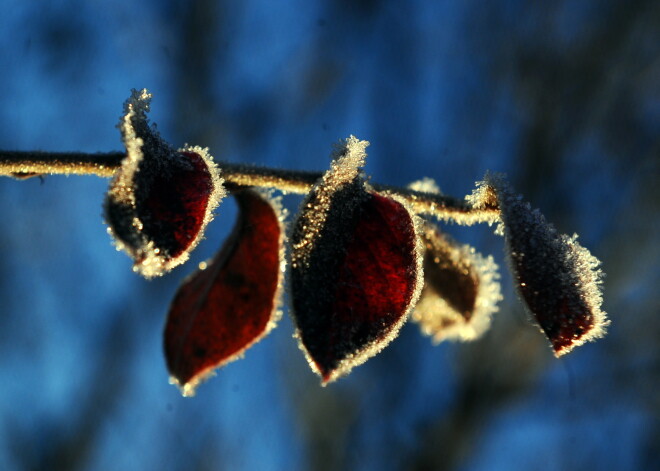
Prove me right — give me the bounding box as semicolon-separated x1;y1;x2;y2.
0;0;658;470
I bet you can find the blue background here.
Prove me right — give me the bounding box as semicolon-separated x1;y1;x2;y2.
0;0;658;470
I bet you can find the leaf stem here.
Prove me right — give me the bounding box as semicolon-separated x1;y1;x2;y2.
0;151;124;177
0;150;499;224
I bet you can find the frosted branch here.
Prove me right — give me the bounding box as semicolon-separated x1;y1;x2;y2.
0;150;499;225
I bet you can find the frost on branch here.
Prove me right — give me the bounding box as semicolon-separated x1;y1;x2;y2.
164;189;285;396
290;137;423;384
104;89;224;278
470;174;608;356
412;221;502;343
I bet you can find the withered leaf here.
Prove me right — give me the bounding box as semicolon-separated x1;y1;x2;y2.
470;174;608;356
105;89;224;278
164;189;284;396
290;137;422;384
412;221;501;343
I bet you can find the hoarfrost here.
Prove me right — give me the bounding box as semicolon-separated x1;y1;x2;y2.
412;222;502;343
104;89;225;278
290;135;368;269
480;173;608;356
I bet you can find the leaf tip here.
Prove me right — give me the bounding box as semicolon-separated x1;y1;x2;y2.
168;372;213;398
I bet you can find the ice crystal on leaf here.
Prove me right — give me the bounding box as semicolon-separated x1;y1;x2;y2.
471;173;608;356
104;89;224;278
290;137;423;385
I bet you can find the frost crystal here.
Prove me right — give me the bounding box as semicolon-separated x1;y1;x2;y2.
408;177;442;195
290;135;368;270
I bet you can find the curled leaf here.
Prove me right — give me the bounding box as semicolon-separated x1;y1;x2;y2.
471;174;608;356
412;221;501;343
290;137;423;384
164;189;285;396
105;89;224;278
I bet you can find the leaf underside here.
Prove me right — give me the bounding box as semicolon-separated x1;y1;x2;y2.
476;174;608;356
164;189;283;396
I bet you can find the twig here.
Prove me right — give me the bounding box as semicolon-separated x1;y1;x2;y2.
0;150;499;224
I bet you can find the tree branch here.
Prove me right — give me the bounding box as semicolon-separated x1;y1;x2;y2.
0;150;499;224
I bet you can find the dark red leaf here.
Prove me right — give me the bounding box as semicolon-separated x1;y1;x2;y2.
290;137;422;384
471;174;608;356
164;189;284;395
412;222;501;343
105;89;224;278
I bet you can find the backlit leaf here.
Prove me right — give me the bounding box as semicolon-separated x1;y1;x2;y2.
164;189;285;396
470;174;608;356
290;137;423;384
412;221;501;343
